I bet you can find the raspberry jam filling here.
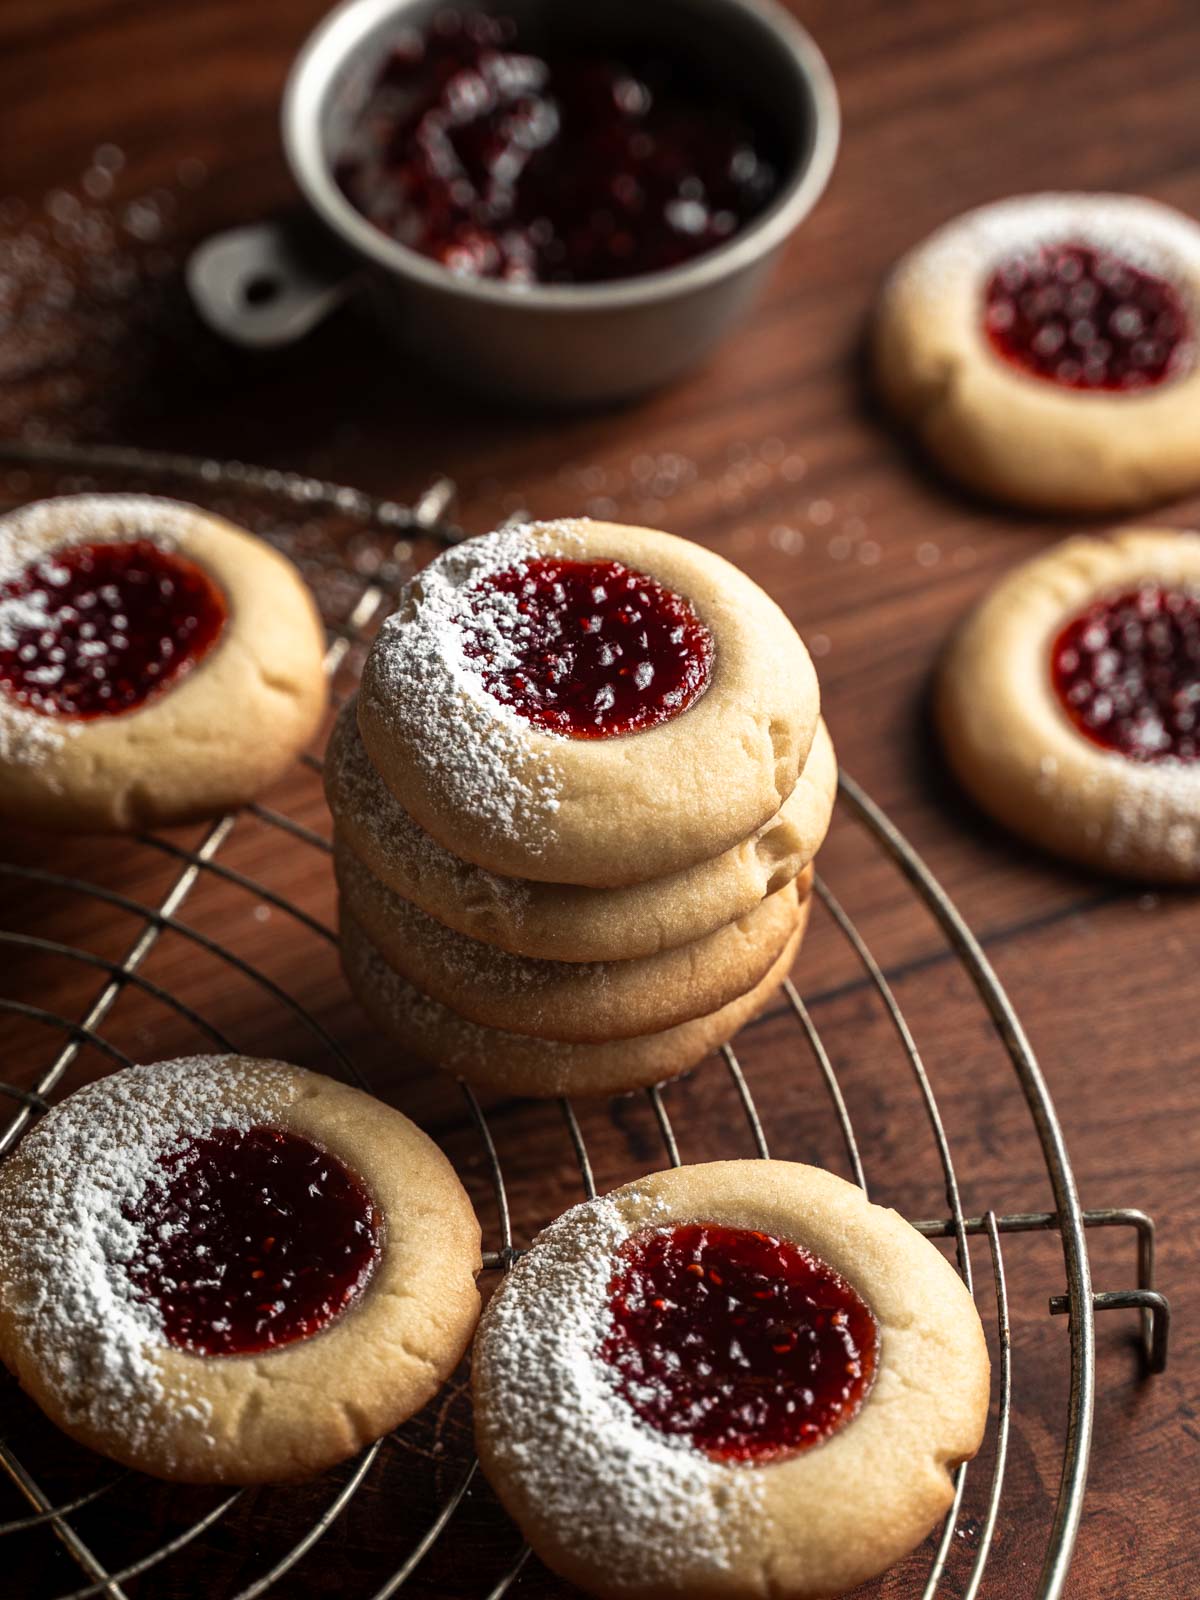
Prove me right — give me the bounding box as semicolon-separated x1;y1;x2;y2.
0;539;227;719
335;9;780;285
1051;584;1200;762
983;241;1192;390
459;556;713;738
601;1223;878;1463
123;1126;381;1357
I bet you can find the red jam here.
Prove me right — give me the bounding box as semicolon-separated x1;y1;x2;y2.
336;9;781;284
459;556;713;738
123;1126;381;1357
984;242;1192;390
601;1223;878;1463
0;539;227;719
1051;584;1200;762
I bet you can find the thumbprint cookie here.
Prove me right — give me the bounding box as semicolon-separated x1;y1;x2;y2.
357;519;818;886
327;697;837;963
875;193;1200;512
339;882;809;1099
0;1057;481;1482
473;1161;989;1599
0;495;328;831
939;527;1200;880
335;839;804;1043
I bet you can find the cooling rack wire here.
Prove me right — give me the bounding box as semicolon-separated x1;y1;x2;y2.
0;441;1171;1600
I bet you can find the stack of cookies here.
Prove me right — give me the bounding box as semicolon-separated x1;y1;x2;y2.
330;519;835;1099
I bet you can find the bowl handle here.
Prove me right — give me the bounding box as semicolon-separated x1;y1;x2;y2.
186;218;357;348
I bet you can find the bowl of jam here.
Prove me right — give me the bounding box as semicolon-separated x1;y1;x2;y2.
188;0;838;404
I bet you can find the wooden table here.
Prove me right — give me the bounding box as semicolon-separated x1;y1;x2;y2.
0;2;1196;1597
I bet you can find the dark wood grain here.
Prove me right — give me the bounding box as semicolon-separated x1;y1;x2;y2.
0;2;1197;1597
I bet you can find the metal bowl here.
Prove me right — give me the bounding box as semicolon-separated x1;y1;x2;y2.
188;0;839;405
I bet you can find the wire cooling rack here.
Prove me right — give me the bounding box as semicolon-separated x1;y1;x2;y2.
0;441;1171;1600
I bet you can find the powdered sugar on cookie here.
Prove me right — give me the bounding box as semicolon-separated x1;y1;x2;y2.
0;696;79;769
361;524;584;850
325;699;531;923
0;1057;294;1461
1105;755;1200;873
475;1192;763;1590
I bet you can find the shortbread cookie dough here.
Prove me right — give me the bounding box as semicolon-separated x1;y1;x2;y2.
474;1161;989;1600
357;520;818;886
0;495;328;832
340;893;808;1098
875;193;1200;512
0;1057;481;1483
335;839;804;1042
327;698;836;962
939;527;1200;881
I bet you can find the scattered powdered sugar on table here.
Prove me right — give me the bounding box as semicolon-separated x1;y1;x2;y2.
0;1057;292;1460
363;524;581;851
0;146;208;442
325;698;531;922
475;1193;762;1590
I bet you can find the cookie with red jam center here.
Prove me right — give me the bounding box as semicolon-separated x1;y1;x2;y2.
358;520;819;887
875;193;1200;513
0;1057;481;1483
473;1161;990;1600
0;496;329;834
938;528;1200;883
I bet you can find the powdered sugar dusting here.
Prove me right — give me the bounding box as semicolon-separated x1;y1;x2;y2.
325;698;531;921
1106;754;1200;872
0;1057;295;1459
475;1194;762;1590
362;524;581;851
0;690;78;769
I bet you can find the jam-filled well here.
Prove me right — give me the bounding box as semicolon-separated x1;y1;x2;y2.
0;539;227;719
983;241;1192;390
602;1223;878;1462
1051;583;1200;762
459;556;713;738
123;1126;381;1356
336;8;781;285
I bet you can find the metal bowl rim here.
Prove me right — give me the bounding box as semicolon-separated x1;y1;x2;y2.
281;0;840;313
